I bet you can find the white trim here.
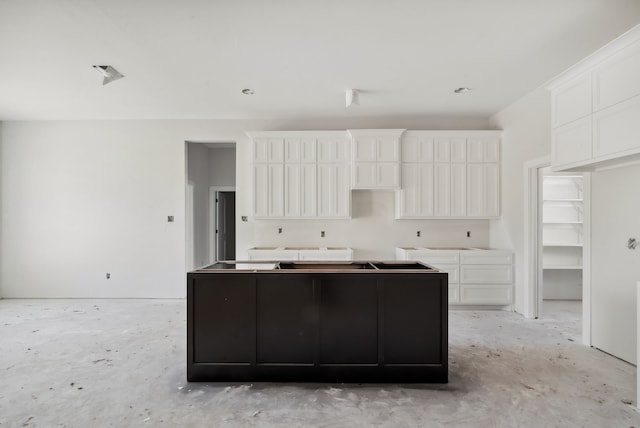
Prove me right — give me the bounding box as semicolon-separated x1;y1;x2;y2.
209;186;236;263
524;156;550;319
581;173;592;347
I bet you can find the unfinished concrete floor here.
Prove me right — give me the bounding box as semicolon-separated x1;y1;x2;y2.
1;299;638;427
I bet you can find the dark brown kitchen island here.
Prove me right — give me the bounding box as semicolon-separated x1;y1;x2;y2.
187;261;448;383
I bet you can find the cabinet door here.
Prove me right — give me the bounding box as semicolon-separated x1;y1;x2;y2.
400;164;433;217
253;164;268;217
552;74;592;127
450;138;467;162
378;137;400;162
268;164;284;217
433;163;451;216
267;138;284;163
552;116;593;167
434;138;450;162
253;138;268;162
352;163;376;188
467;138;499;163
300;138;317;163
450;163;466;217
593;95;640;158
593;39;640;111
256;276;314;364
402;137;433;163
377;163;400;188
300;164;317;217
353;137;377;162
284;139;301;163
284;164;300;217
467;164;499;217
318;164;350;217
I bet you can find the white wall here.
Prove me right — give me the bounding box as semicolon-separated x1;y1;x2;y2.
208;147;236;186
186;143;211;269
0;117;491;298
489;87;553;314
591;163;640;364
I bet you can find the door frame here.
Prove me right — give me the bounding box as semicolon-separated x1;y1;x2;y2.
209;186;236;263
524;157;591;346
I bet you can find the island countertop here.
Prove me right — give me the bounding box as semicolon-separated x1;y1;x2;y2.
192;260;438;272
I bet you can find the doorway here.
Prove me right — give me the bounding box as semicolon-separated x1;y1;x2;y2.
525;158;591;345
210;189;236;261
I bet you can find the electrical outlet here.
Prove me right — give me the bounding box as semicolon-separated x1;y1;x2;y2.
417;231;421;237
278;227;283;234
106;273;111;279
168;216;174;222
466;231;471;238
321;231;325;237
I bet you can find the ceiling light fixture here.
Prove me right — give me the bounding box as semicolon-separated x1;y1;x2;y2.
454;87;472;93
242;88;255;95
346;89;359;107
92;65;124;85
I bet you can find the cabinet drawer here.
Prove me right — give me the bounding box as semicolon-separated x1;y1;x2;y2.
413;251;460;265
298;250;353;261
460;251;513;265
460;265;513;284
248;250;298;261
460;284;512;305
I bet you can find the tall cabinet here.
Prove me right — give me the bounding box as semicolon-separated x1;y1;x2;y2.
541;170;584;300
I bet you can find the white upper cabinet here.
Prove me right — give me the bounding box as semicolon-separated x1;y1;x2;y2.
396;131;501;219
349;129;404;189
548;24;640;171
248;131;350;219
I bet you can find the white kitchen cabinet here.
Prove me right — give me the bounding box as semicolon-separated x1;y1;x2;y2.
398;163;434;217
249;131;350;219
318;163;350;218
349;129;403;190
248;248;353;261
548;25;640;171
396;247;513;306
397;131;500;219
466;163;499;217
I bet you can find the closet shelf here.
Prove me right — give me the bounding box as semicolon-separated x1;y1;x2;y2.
543;243;583;247
543;265;583;270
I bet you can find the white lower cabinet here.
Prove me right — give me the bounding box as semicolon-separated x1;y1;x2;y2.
248;248;353;261
395;247;513;306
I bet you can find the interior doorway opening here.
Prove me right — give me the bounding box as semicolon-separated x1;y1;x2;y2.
185;141;236;270
524;158;591;346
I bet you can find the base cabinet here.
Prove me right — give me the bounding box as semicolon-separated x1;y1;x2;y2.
396;248;513;306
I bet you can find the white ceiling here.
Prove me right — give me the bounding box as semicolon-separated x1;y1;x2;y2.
1;0;639;121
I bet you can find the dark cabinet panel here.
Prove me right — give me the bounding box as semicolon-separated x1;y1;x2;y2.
383;277;444;364
256;275;315;364
192;275;255;363
319;276;378;364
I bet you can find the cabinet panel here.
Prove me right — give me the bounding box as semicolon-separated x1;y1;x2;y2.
484;138;500;163
378;137;400;162
317;137;349;163
268;164;284;217
253;138;268;162
284;139;301;163
383;278;443;364
256;276;314;363
353;163;376;188
552;116;593;166
451;163;467;216
552;75;592;127
400;164;420;217
267;138;284;163
593;95;640;158
318;164;350;217
450;138;467;162
460;251;513;265
284;164;301;217
433;163;451;216
377;163;400;188
434;138;450;162
484;164;500;217
319;277;378;364
468;138;500;163
466;164;484;217
300;138;317;163
253;164;268;217
402;137;433;163
593;39;640;111
300;164;317;217
353;137;377;162
448;286;460;304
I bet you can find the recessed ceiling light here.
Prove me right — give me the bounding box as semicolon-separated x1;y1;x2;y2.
454;87;472;93
242;88;255;95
